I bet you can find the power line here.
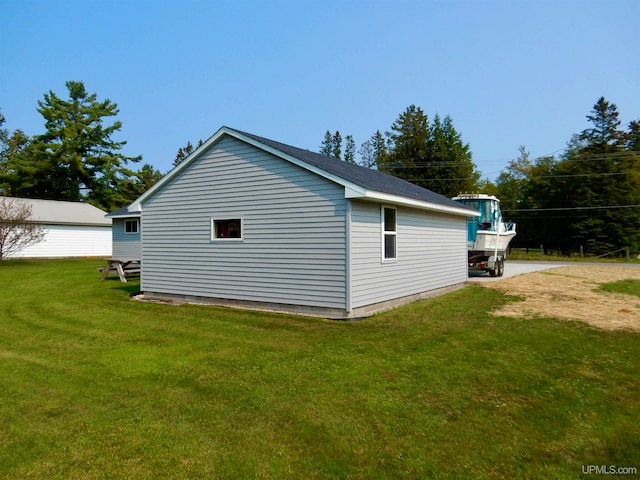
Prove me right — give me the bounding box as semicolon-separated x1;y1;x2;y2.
502;204;640;213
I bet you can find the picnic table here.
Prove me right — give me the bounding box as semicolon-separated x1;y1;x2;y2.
101;258;140;283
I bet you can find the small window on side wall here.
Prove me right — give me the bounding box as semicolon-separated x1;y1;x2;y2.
125;219;139;234
212;218;242;240
382;207;397;261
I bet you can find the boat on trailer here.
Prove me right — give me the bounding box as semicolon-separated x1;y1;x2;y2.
452;194;517;277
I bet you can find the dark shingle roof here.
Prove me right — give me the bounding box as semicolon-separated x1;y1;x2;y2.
106;204;140;218
233;128;469;211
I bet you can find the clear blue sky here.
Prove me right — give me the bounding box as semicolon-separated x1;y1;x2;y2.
2;0;638;180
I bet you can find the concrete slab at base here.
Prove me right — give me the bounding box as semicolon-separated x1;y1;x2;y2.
136;283;467;320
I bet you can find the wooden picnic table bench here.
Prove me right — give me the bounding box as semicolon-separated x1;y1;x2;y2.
100;258;141;283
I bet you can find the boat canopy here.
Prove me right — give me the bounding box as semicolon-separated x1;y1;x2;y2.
453;194;506;242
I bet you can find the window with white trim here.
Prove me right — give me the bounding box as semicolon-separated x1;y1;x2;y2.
212;218;242;240
124;219;139;234
382;207;397;260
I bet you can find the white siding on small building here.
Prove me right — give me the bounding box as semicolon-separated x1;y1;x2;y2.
349;200;468;309
12;225;112;258
141;136;348;310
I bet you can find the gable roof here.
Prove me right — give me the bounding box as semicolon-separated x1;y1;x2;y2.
105;204;140;219
130;127;476;217
2;197;111;226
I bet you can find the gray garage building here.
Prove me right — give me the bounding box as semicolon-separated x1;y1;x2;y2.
125;127;475;318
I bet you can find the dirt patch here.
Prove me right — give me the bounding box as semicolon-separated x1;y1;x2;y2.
480;266;640;331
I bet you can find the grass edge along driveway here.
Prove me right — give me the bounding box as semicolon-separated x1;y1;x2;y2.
0;258;638;479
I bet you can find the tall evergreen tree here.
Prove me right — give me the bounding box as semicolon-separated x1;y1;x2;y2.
560;97;640;254
380;105;429;185
440;115;480;196
0;81;141;210
319;130;344;159
173;138;203;166
0;112;31;195
319;130;334;157
344;135;356;164
358;130;387;168
381;105;480;197
118;163;165;200
331;131;342;159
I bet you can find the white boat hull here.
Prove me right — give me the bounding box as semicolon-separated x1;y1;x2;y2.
470;231;517;253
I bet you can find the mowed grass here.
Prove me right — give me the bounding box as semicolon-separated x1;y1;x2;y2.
1;259;639;479
599;279;640;299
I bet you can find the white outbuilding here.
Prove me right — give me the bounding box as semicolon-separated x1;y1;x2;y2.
3;197;112;258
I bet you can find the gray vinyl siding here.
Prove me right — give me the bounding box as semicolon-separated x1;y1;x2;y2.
112;218;142;259
141;136;347;309
350;200;468;309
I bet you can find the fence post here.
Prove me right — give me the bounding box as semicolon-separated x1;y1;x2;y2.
580;245;584;258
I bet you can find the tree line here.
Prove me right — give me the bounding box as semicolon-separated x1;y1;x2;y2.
320;99;640;256
492;97;640;256
2;82;638;256
319;105;481;198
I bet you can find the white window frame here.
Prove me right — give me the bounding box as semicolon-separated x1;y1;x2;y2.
381;206;397;262
124;219;139;234
211;217;244;241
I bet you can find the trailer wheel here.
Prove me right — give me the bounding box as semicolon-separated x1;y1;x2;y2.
497;259;504;277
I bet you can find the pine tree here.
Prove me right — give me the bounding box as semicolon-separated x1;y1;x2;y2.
0;110;31;195
319;130;333;156
381;105;429;185
382;105;480;197
562;97;640;254
344;135;356;164
331;131;342;159
1;81;141;210
319;130;343;159
173;139;203;166
118;163;165;200
358;131;388;169
441;115;480;196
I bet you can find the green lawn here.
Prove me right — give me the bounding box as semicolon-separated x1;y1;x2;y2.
1;259;639;479
598;279;640;299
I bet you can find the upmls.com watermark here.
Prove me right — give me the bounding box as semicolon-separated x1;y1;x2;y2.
582;465;637;475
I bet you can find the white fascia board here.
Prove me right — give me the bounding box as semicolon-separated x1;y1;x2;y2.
108;212;141;219
348;190;480;217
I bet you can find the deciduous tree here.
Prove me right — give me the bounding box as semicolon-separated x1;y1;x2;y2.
0;197;45;261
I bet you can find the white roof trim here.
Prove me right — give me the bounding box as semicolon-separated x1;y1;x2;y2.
349;190;480;217
108;212;141;219
131;126;372;210
130;127;478;218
